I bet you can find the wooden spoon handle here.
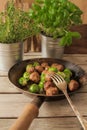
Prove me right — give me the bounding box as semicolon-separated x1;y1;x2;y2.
9;97;44;130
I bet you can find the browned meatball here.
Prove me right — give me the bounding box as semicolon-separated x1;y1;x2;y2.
42;70;48;75
44;81;56;91
46;87;58;96
51;63;58;67
68;79;79;91
30;71;40;83
45;65;50;70
45;71;55;81
57;64;64;71
51;63;64;71
35;65;44;73
41;62;49;68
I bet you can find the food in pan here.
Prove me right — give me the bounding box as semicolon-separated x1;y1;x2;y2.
18;61;79;96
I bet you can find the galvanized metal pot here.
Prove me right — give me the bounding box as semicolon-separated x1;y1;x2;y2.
41;34;64;59
0;42;23;71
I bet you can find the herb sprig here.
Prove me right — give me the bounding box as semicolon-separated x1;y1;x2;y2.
0;0;38;43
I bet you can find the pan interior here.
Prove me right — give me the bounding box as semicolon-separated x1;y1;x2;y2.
8;58;85;100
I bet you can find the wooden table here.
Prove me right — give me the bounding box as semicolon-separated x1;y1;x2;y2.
0;53;87;130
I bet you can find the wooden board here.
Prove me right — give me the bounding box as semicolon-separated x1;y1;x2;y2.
0;117;86;130
64;25;87;54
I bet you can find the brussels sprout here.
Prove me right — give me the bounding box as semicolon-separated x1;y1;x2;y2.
57;69;71;83
23;72;30;81
18;77;27;86
64;68;72;76
29;84;39;93
40;73;46;82
26;64;34;73
39;81;44;89
64;76;70;83
48;67;58;72
26;64;33;71
63;68;72;83
33;62;40;67
57;71;66;78
26;64;33;68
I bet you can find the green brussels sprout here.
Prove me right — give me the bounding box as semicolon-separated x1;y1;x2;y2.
48;67;58;72
64;76;70;83
63;68;72;76
39;81;44;89
57;71;66;78
63;68;72;83
18;77;27;86
26;64;34;73
29;84;39;93
57;69;72;83
26;64;33;71
40;73;46;82
23;72;30;81
26;64;33;68
33;62;40;67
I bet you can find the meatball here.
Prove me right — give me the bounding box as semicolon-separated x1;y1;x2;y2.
35;65;44;73
51;63;64;71
42;70;48;75
30;71;40;83
68;79;79;91
56;64;64;71
41;62;49;68
45;71;55;81
44;81;55;91
46;87;58;96
51;63;58;67
45;65;50;70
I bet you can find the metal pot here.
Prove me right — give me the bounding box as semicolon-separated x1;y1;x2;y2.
0;42;23;71
41;34;64;58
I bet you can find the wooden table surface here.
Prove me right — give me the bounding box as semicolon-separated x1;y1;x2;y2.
0;52;87;130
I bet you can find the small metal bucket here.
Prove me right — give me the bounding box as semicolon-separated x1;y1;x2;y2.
41;34;64;59
0;42;23;71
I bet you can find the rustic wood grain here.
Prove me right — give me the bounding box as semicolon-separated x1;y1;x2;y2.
0;92;87;118
0;117;86;130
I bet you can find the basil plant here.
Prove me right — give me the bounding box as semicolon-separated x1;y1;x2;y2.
29;0;83;46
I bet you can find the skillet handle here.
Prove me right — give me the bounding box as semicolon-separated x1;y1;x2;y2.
9;96;44;130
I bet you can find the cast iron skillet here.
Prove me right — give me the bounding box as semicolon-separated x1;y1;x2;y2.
8;58;87;130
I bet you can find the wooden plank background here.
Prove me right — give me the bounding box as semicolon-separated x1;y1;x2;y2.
64;24;87;54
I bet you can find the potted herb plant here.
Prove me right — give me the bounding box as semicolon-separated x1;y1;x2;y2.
0;0;37;71
29;0;83;58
